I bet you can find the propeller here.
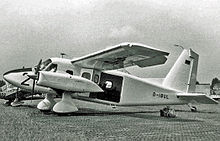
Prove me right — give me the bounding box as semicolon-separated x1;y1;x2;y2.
35;59;42;74
27;59;42;80
28;59;42;101
19;59;42;102
16;87;19;99
31;78;36;102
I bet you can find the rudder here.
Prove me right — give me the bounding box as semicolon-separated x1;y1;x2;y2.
162;49;199;92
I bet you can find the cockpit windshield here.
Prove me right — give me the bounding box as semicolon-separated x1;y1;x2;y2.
33;59;58;72
39;59;52;71
45;63;58;72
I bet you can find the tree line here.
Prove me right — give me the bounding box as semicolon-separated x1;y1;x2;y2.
210;77;220;89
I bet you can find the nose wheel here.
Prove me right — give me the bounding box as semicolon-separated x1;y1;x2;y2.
53;92;78;114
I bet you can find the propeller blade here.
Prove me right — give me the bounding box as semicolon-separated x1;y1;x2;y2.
24;59;42;81
27;73;38;80
31;79;36;102
35;59;42;74
21;59;42;102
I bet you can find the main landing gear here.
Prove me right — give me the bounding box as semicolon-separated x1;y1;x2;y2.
37;92;78;114
37;93;56;111
160;106;176;118
53;92;78;114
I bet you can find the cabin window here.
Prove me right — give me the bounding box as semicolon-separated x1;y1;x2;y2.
94;74;99;83
82;72;91;80
66;70;73;75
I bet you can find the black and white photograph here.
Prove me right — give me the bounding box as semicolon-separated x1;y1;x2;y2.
0;0;220;140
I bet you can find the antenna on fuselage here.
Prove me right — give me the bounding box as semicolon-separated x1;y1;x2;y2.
174;44;184;50
60;53;67;58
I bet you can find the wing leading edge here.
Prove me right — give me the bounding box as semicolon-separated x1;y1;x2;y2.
71;43;169;70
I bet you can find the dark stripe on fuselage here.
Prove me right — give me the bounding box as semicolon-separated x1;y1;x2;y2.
3;68;32;76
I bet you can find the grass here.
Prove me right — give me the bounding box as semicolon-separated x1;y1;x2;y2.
0;99;220;141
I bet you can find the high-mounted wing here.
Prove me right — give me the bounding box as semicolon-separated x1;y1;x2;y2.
71;42;169;70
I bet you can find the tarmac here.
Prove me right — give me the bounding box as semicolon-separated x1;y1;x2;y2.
0;99;220;141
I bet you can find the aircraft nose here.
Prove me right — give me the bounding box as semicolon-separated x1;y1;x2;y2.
3;72;14;84
3;68;32;86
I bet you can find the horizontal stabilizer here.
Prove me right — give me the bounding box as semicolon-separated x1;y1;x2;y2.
177;93;218;104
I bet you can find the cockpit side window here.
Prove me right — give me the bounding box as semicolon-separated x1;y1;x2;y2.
66;70;73;75
82;72;91;80
94;74;99;84
45;64;58;72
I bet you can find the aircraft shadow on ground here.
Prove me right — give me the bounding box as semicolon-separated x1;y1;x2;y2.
42;108;156;116
2;103;36;109
19;105;36;109
2;103;213;122
125;112;201;122
41;108;202;122
175;109;217;114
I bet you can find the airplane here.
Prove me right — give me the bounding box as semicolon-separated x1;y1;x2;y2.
0;81;43;106
3;42;218;116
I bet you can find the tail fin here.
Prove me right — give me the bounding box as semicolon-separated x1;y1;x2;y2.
162;49;199;92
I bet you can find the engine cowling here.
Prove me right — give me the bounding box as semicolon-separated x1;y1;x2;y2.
37;71;103;93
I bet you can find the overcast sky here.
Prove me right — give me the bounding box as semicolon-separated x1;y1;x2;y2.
0;0;220;83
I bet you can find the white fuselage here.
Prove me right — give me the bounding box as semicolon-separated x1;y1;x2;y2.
3;57;188;106
72;71;186;106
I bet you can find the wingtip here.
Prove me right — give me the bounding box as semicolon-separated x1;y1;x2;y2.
120;42;170;56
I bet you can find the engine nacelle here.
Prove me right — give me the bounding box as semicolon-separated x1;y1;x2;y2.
37;71;103;93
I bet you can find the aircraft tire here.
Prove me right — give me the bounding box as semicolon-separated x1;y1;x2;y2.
190;106;197;112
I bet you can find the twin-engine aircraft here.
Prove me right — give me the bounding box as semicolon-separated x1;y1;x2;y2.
0;82;43;107
3;43;217;114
